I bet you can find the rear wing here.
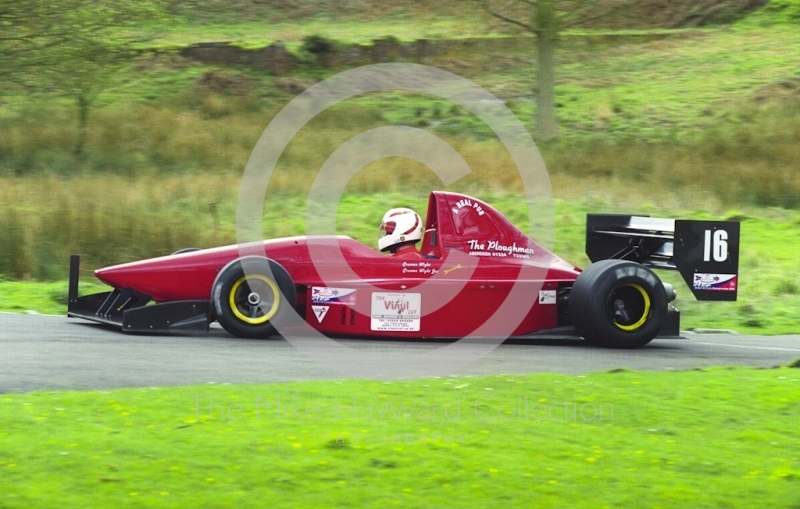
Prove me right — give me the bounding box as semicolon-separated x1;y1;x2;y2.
586;214;740;301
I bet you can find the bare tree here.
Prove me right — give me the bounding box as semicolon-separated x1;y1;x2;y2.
0;1;164;158
479;0;633;140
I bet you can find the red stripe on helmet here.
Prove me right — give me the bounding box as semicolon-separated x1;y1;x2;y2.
401;214;419;235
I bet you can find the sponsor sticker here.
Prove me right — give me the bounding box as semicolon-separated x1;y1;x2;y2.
340;307;356;326
693;273;737;291
371;292;422;332
466;239;534;259
312;305;329;323
401;261;438;275
538;290;557;305
311;286;357;305
451;198;485;216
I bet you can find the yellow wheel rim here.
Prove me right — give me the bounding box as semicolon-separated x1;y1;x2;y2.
612;283;651;331
229;275;280;325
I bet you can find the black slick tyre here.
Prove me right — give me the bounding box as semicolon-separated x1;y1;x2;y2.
211;256;296;339
569;260;667;348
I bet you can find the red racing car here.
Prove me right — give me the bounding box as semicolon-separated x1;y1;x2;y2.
68;191;740;348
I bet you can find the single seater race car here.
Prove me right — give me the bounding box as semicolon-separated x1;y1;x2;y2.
68;191;740;348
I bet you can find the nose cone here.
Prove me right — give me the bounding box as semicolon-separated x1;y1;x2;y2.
94;259;155;291
94;249;223;302
94;253;197;293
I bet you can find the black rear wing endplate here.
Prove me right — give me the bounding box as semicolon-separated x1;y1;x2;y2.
586;215;740;301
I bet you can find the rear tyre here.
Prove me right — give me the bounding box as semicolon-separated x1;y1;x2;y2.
211;256;296;339
569;260;667;348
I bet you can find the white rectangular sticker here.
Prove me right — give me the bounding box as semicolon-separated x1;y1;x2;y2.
311;287;357;305
370;292;421;332
692;273;737;291
538;290;557;305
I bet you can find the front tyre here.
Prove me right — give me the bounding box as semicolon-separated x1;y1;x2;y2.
569;260;667;348
211;256;296;339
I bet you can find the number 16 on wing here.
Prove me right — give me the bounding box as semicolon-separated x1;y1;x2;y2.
674;220;740;301
703;229;729;262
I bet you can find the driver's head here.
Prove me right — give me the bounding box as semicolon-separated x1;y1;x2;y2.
379;208;423;252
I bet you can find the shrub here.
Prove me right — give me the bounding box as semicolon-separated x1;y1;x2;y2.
301;35;337;55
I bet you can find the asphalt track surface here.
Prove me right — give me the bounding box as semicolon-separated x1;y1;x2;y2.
2;312;800;393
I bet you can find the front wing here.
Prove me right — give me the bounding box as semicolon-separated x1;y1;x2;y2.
68;255;211;334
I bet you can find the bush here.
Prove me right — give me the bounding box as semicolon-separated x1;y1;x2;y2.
301;35;337;55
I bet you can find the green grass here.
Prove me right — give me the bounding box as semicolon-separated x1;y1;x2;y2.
7;23;800;139
0;280;107;315
457;26;800;142
738;0;800;26
1;367;799;507
4;25;800;208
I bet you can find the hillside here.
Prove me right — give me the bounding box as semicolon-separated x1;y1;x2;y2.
167;0;767;28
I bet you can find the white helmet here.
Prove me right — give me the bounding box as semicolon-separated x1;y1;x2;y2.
379;208;423;252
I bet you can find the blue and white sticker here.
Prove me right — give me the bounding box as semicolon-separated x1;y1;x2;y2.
311;286;357;305
693;273;737;291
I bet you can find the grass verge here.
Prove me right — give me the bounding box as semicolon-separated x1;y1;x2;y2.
0;280;109;316
1;367;799;507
